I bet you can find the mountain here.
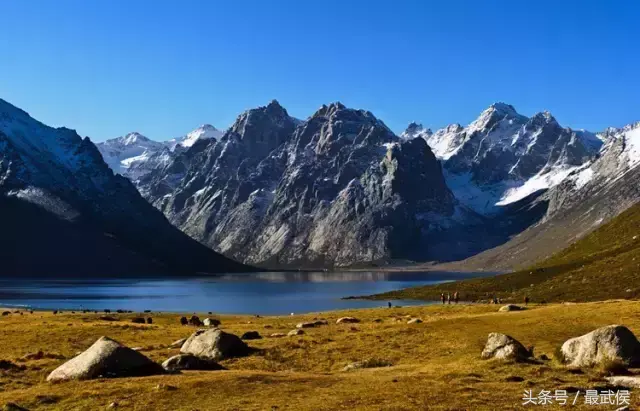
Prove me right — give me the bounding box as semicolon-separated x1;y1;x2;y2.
139;101;465;268
165;124;223;151
96;125;222;181
0;98;252;276
105;99;637;271
431;120;640;271
402;103;603;215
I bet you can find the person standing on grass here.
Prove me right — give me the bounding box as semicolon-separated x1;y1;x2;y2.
524;296;530;306
388;301;392;308
440;293;445;305
454;292;459;304
447;293;451;304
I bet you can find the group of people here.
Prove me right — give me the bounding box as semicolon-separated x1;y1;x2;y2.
440;292;459;304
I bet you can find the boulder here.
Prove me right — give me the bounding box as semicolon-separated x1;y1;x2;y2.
188;316;203;326
407;318;423;324
161;354;225;372
179;316;188;326
560;325;640;368
288;329;304;336
499;305;526;312
241;331;262;340
336;317;360;324
46;336;164;381
146;317;152;324
605;376;640;388
296;322;318;329
170;338;187;348
98;316;117;321
131;317;146;324
180;329;249;360
481;333;531;361
203;318;220;327
296;320;328;328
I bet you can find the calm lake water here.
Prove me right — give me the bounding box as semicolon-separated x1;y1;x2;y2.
0;271;492;315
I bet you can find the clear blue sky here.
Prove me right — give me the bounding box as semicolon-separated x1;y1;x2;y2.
1;0;639;142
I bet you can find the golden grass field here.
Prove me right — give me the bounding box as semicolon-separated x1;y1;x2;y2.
0;300;639;410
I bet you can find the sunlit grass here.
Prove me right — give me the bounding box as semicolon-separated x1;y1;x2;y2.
0;300;638;409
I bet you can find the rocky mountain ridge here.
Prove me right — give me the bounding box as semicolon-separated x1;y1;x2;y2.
138;101;470;267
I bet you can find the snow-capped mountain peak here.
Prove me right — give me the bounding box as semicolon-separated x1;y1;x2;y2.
400;122;433;140
168;124;222;150
97;123;224;180
424;103;603;214
96;132;164;176
121;132;152;145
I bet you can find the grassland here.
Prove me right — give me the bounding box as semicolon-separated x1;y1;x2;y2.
369;203;640;304
1;301;640;410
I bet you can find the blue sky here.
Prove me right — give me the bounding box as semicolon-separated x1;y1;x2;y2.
1;0;639;142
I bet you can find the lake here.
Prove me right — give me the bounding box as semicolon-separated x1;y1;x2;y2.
0;271;492;315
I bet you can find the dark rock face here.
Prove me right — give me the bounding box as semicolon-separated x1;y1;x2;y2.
140;102;458;267
0;98;251;276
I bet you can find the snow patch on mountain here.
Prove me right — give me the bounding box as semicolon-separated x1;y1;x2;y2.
625;125;640;167
496;166;580;206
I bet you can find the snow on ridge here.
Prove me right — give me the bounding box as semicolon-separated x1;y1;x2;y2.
624;126;640;168
496;166;581;206
0;99;86;171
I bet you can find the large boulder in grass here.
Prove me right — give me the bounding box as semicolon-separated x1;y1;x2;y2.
203;318;220;327
296;320;328;329
336;317;360;324
560;325;640;368
481;333;532;361
46;337;164;381
161;354;225;372
499;305;526;312
180;329;249;360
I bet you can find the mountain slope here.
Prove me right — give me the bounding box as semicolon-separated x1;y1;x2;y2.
369;201;640;303
431;120;640;272
0;98;252;276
